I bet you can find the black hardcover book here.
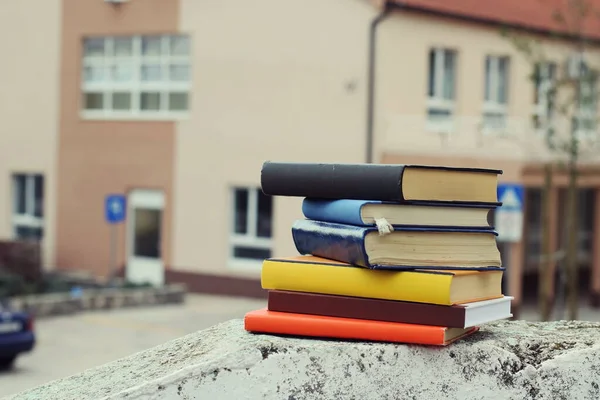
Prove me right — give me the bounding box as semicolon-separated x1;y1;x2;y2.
260;161;502;204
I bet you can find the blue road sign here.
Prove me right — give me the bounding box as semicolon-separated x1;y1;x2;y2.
105;194;126;224
497;183;524;211
496;183;525;242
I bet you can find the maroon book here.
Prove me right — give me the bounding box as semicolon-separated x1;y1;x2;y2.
267;290;512;329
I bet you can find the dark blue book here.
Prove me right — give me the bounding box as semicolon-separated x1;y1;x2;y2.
291;219;502;271
302;198;495;229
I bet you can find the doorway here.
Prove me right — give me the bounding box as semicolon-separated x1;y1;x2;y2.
126;189;165;286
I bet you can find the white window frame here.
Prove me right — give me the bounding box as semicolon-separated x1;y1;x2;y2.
533;62;556;136
12;174;44;240
482;55;509;134
81;35;191;121
229;187;273;270
426;48;456;133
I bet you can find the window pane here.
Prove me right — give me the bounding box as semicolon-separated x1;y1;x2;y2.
428;50;436;97
83;65;105;82
33;175;44;218
532;114;542;130
141;36;162;56
533;64;541;104
548;63;556;80
169;64;190;82
84;93;104;110
582;117;596;131
547;97;555;120
580;80;596;112
15;226;43;241
578;190;594;257
112;92;132;110
133;209;161;258
140;92;161;111
233;246;271;260
170;35;190;56
141;64;163;81
13;175;26;214
572;116;580;132
497;58;508;104
112;63;134;82
256;191;272;238
168;93;188;111
443;50;455;100
484;56;491;101
113;37;133;56
234;189;248;234
83;38;105;57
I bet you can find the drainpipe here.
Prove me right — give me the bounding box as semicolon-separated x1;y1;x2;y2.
365;5;392;163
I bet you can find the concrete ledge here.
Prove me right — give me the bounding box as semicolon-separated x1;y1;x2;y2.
6;284;186;318
7;319;600;400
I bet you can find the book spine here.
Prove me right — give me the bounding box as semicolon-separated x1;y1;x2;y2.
260;161;406;201
268;290;468;328
260;259;454;305
301;199;369;226
291;220;371;268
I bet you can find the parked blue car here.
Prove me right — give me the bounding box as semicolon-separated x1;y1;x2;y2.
0;303;35;369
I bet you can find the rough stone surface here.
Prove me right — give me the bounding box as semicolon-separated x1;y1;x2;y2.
6;319;600;400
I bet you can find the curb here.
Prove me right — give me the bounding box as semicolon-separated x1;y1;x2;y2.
7;284;187;318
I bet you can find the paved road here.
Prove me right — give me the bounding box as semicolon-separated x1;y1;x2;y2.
0;294;266;399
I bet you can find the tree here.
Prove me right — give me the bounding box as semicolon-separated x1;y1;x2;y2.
502;0;600;320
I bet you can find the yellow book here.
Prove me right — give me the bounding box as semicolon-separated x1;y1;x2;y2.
261;256;503;305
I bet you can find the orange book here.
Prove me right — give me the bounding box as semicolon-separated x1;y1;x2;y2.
244;308;479;346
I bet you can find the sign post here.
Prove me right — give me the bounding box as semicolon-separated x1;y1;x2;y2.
495;183;525;297
105;194;126;284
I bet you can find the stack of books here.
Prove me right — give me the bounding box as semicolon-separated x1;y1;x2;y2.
244;162;513;346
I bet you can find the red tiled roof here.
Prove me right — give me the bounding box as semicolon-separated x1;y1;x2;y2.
389;0;600;40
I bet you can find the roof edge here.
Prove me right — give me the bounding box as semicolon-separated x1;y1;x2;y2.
387;1;600;45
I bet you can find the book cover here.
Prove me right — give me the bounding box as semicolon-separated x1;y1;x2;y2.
301;198;495;229
261;255;504;306
291;219;502;270
244;308;479;346
260;161;502;204
267;290;513;328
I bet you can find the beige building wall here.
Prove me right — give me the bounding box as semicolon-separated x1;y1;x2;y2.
0;0;61;268
174;0;377;278
173;3;600;280
376;12;600;168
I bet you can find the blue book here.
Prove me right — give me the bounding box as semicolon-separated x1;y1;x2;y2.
302;198;495;229
291;219;503;271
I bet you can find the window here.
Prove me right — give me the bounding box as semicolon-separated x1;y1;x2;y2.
427;48;456;130
577;189;594;264
483;55;510;131
524;188;542;267
230;187;273;265
81;34;191;119
533;62;557;134
12;174;44;241
133;208;162;258
573;66;597;138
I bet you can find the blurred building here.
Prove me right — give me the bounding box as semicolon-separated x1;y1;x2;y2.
1;0;600;314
